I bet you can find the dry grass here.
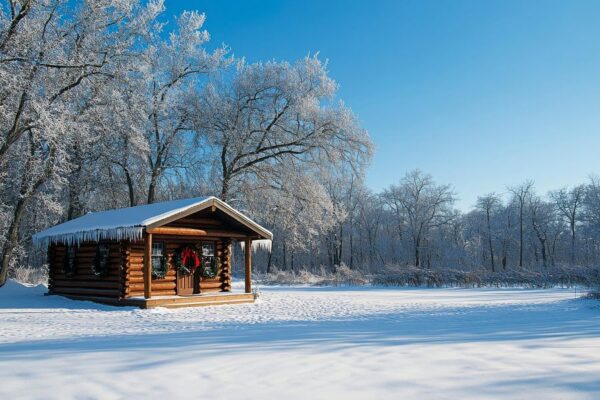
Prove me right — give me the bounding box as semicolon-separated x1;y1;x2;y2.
11;265;48;286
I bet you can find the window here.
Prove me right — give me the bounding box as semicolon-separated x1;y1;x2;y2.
202;242;215;257
200;242;218;278
93;243;110;277
152;242;166;277
63;245;77;278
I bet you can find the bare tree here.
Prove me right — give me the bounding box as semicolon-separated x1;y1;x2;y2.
550;185;585;265
508;181;534;267
194;56;372;202
383;170;456;267
476;193;501;272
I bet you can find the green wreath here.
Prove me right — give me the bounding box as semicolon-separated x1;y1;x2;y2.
174;244;201;275
152;256;169;279
173;244;219;278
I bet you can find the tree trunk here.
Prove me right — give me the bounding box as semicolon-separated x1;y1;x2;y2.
220;176;230;201
414;235;421;267
570;222;576;266
519;205;524;267
266;246;273;274
0;197;28;287
147;168;159;204
125;167;136;207
486;210;495;272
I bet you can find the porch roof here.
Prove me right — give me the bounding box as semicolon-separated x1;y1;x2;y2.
32;196;273;247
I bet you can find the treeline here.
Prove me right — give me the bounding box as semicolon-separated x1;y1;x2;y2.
2;2;600;287
260;171;600;279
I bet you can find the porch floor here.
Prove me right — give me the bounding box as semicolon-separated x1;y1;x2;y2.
124;292;256;309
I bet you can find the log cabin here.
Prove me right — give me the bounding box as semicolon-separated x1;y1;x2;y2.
32;197;272;308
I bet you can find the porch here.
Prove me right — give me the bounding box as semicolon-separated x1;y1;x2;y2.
124;292;256;309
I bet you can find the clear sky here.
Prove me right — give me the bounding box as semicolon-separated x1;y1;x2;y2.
166;0;600;210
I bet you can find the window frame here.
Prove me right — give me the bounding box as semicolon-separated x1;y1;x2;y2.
151;241;166;276
93;243;111;277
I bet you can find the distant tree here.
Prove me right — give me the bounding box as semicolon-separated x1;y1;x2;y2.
549;185;585;265
508;181;534;267
476;193;501;272
528;195;559;268
383;170;456;267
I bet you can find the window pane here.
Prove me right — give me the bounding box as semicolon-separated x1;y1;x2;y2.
152;242;164;272
202;242;214;256
152;242;163;256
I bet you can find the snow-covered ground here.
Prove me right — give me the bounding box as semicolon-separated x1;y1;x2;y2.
1;281;599;400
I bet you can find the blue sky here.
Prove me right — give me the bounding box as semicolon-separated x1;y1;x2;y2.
166;0;600;210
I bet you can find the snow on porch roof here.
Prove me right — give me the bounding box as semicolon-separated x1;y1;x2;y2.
32;196;273;247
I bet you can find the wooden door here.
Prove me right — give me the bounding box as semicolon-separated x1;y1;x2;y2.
177;270;194;296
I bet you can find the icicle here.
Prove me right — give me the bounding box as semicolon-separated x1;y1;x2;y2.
32;226;144;248
239;239;272;253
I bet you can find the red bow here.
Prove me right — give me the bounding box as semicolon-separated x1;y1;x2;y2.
181;248;200;270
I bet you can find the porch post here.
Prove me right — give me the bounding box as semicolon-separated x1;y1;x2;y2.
144;232;153;299
244;238;252;294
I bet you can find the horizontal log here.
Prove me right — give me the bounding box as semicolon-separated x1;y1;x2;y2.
199;288;223;293
74;255;121;263
54;246;121;256
200;281;223;289
129;282;176;291
147;227;208;236
52;280;119;289
150;289;177;296
52;274;120;282
52;287;120;297
170;217;223;225
152;282;177;290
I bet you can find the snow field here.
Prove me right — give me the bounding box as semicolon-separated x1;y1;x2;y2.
1;281;599;399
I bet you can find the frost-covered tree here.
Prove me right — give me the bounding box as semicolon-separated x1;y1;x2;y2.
137;10;228;204
193;56;372;201
508;181;534;267
0;0;164;286
550;185;585;265
383;170;456;267
476;193;502;272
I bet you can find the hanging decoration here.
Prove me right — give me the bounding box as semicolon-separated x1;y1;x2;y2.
174;244;219;278
174;245;201;275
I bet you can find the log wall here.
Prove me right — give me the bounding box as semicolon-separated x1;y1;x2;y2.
123;236;232;298
48;242;124;298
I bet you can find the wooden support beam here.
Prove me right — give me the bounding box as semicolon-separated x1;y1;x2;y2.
147;226;252;239
245;238;252;294
147;227;208;236
144;233;152;299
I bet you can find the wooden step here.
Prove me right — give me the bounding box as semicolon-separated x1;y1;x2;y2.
143;293;254;307
158;298;255;309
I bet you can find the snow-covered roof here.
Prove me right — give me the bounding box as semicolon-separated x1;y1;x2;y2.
32;196;273;247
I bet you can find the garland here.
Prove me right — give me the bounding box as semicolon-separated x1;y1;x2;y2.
200;256;219;279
